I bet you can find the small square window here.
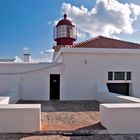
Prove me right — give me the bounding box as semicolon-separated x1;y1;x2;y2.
108;72;113;80
127;72;131;80
114;72;125;80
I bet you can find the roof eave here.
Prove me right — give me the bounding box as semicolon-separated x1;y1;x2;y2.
54;47;140;57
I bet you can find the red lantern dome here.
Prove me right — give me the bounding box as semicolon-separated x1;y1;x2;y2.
56;14;73;27
54;14;77;46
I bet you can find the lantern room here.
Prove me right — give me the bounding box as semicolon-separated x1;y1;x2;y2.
54;14;77;46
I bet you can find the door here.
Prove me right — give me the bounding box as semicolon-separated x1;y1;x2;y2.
107;83;129;96
50;74;60;100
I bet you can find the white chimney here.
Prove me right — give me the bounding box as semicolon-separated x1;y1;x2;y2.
23;54;31;62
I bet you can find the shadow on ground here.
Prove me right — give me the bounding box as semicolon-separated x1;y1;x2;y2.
18;100;100;112
1;133;140;140
73;122;106;132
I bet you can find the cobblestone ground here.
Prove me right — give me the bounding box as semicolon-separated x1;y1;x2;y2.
0;100;139;140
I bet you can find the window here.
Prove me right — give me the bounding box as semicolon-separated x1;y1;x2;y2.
108;72;113;80
108;71;131;81
127;72;131;80
56;25;76;39
114;72;125;80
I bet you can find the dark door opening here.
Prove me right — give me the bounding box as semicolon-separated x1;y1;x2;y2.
50;74;60;100
107;83;129;96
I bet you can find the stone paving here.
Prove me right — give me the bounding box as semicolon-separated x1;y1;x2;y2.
0;100;140;140
17;100;104;132
40;100;104;132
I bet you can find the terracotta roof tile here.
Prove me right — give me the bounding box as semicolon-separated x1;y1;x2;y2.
67;36;140;49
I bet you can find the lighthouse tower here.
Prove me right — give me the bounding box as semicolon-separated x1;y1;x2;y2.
53;14;77;52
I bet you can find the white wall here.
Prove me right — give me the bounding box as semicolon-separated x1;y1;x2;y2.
60;51;140;100
21;72;48;100
0;104;41;133
100;103;140;134
0;97;9;104
1;49;140;101
0;63;63;101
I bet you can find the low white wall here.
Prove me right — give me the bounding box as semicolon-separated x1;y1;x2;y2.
96;83;140;103
100;103;140;134
0;83;21;103
0;104;41;133
0;92;19;104
96;92;140;103
0;97;9;104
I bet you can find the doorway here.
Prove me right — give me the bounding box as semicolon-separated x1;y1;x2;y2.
107;83;129;96
50;74;60;100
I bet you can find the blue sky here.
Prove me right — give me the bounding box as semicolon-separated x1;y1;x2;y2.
0;0;140;61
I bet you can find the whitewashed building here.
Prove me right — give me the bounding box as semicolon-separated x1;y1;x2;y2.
0;14;140;103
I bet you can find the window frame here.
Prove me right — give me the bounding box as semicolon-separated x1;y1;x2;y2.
114;72;125;80
108;71;131;81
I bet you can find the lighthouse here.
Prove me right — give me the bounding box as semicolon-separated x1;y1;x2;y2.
53;14;77;52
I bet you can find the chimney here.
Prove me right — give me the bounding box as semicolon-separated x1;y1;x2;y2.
23;54;31;62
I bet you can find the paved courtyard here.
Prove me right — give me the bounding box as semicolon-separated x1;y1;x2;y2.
17;100;105;132
0;100;140;140
40;100;104;132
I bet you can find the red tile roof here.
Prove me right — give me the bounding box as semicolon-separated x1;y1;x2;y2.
67;36;140;49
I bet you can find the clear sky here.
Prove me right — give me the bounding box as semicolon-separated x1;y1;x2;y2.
0;0;140;61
